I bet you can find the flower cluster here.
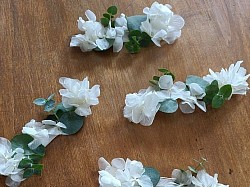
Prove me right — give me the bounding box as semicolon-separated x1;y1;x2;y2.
124;61;249;126
0;77;100;187
98;157;229;187
70;2;185;53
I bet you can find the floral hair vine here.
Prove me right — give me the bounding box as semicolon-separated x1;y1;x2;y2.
123;61;250;126
98;157;229;187
70;2;185;53
0;77;100;187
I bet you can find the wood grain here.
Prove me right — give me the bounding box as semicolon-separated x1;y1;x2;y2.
0;0;249;186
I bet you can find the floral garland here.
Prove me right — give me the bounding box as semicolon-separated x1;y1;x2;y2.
98;157;229;187
0;77;100;187
70;2;185;53
123;61;250;126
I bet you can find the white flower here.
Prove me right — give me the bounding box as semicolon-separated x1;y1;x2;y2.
203;61;250;95
156;178;179;187
157;75;187;100
22;119;66;149
59;77;100;117
179;83;207;114
123;87;162;126
140;2;185;47
70;10;109;52
98;157;153;187
0;137;25;187
192;170;229;187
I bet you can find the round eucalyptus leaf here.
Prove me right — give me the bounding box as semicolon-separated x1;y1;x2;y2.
159;99;178;113
143;167;160;186
60;111;85;135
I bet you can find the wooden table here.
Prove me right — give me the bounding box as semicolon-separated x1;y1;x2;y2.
1;0;249;186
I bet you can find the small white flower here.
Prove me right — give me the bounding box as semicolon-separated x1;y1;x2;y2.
59;77;100;117
98;157;153;187
157;75;187;100
179;83;207;114
70;10;109;52
192;170;229;187
140;2;185;47
203;61;250;95
22;119;66;149
124;87;162;126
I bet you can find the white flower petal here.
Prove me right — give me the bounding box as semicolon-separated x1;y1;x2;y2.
159;75;173;90
96;38;110;50
85;10;96;21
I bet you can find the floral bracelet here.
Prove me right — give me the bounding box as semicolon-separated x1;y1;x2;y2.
123;61;250;126
0;77;100;187
70;2;185;53
98;157;229;187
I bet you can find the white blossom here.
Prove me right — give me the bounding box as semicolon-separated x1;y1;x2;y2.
123;87;162;126
59;77;100;117
98;157;153;187
22;119;66;149
191;170;229;187
203;61;250;96
106;14;129;52
0;137;25;187
140;2;185;47
179;83;206;114
157;75;187;100
70;10;108;52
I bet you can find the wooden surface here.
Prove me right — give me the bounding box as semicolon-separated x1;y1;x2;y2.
0;0;250;186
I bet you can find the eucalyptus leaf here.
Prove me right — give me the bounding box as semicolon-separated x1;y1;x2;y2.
159;99;178;113
127;15;147;31
33;98;46;106
143;167;160;186
186;75;209;90
47;93;55;101
60;111;85;135
18;158;33;169
11;134;45;156
44;99;55;112
188;166;197;173
218;84;232;99
212;95;225;108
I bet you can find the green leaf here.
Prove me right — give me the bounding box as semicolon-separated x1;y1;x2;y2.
129;30;141;38
203;80;219;104
44;99;55;112
27;154;44;163
33;98;46;106
103;13;111;20
11;134;45;155
139;32;152;47
188;166;197;173
47;93;55;101
127;15;147;31
186;75;209;90
153;76;160;81
23;165;43;178
143;167;160;186
18;158;33;169
212;95;225;108
107;6;118;15
158;68;169;73
159;99;178;113
60;111;85;135
101;17;109;27
218;84;232;99
149;80;158;86
125;41;141;53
